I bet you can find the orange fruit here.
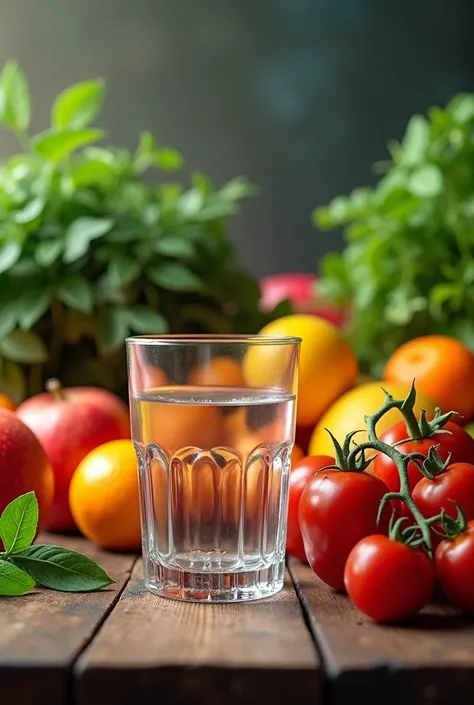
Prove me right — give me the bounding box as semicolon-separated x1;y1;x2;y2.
0;393;15;411
139;387;223;453
244;314;358;427
383;335;474;421
189;355;245;387
69;439;141;550
309;381;437;457
291;443;304;466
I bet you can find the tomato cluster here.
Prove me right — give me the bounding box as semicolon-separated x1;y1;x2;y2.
287;411;474;623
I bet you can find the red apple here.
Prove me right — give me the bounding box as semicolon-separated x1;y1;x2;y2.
16;379;130;531
0;408;54;531
259;273;346;327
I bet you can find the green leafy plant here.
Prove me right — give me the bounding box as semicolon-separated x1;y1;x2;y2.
0;492;113;594
0;61;283;401
313;93;474;375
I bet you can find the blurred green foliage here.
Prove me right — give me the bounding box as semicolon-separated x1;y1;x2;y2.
0;61;286;401
314;93;474;375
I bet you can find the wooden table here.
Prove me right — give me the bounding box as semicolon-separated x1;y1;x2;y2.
2;534;474;705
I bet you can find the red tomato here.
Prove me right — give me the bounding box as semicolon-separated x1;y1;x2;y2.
372;421;474;501
435;521;474;613
413;462;474;524
286;454;334;562
299;470;391;591
344;535;435;622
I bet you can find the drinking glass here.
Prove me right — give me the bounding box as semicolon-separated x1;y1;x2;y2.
126;334;300;602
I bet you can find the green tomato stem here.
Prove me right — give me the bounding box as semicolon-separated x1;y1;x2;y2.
346;387;435;554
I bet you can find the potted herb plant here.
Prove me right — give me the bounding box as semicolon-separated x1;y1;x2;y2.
0;61;284;401
314;93;474;375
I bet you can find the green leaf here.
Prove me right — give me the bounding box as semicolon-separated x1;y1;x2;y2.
134;131;183;173
407;165;443;197
122;306;167;333
52;79;104;129
108;255;141;288
147;262;203;291
400;115;429;166
10;544;114;592
449;94;474;125
0;241;21;274
13;197;45;225
32;128;104;163
97;307;129;354
35;239;63;267
0;60;31;132
178;189;204;217
0;302;18;340
218;176;258;201
17;289;51;329
0;330;48;363
0;492;38;554
63;216;114;263
0;360;26;404
57;275;93;313
154;236;195;258
0;560;35;596
193;201;237;222
154;147;183;172
70;159;114;188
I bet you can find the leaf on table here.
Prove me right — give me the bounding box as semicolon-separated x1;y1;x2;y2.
10;544;115;592
0;560;35;596
0;491;38;554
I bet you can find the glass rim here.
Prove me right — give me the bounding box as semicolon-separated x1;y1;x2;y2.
126;333;301;346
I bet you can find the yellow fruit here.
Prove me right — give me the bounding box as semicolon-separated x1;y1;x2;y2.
244;314;358;427
69;439;141;551
308;382;437;457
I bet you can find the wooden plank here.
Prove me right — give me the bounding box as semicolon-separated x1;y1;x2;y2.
289;557;474;705
76;562;321;705
0;533;137;705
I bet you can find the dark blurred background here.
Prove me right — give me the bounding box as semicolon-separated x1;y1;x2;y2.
0;0;473;276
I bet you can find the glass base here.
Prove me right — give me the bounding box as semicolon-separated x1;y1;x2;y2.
144;558;285;602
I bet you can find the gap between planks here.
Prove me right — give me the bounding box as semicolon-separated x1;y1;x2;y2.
288;556;474;705
0;533;138;705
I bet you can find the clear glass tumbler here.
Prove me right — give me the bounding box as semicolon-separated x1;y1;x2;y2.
126;334;300;602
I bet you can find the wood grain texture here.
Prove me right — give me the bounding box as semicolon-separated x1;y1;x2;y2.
76;561;321;705
289;557;474;705
0;533;137;705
